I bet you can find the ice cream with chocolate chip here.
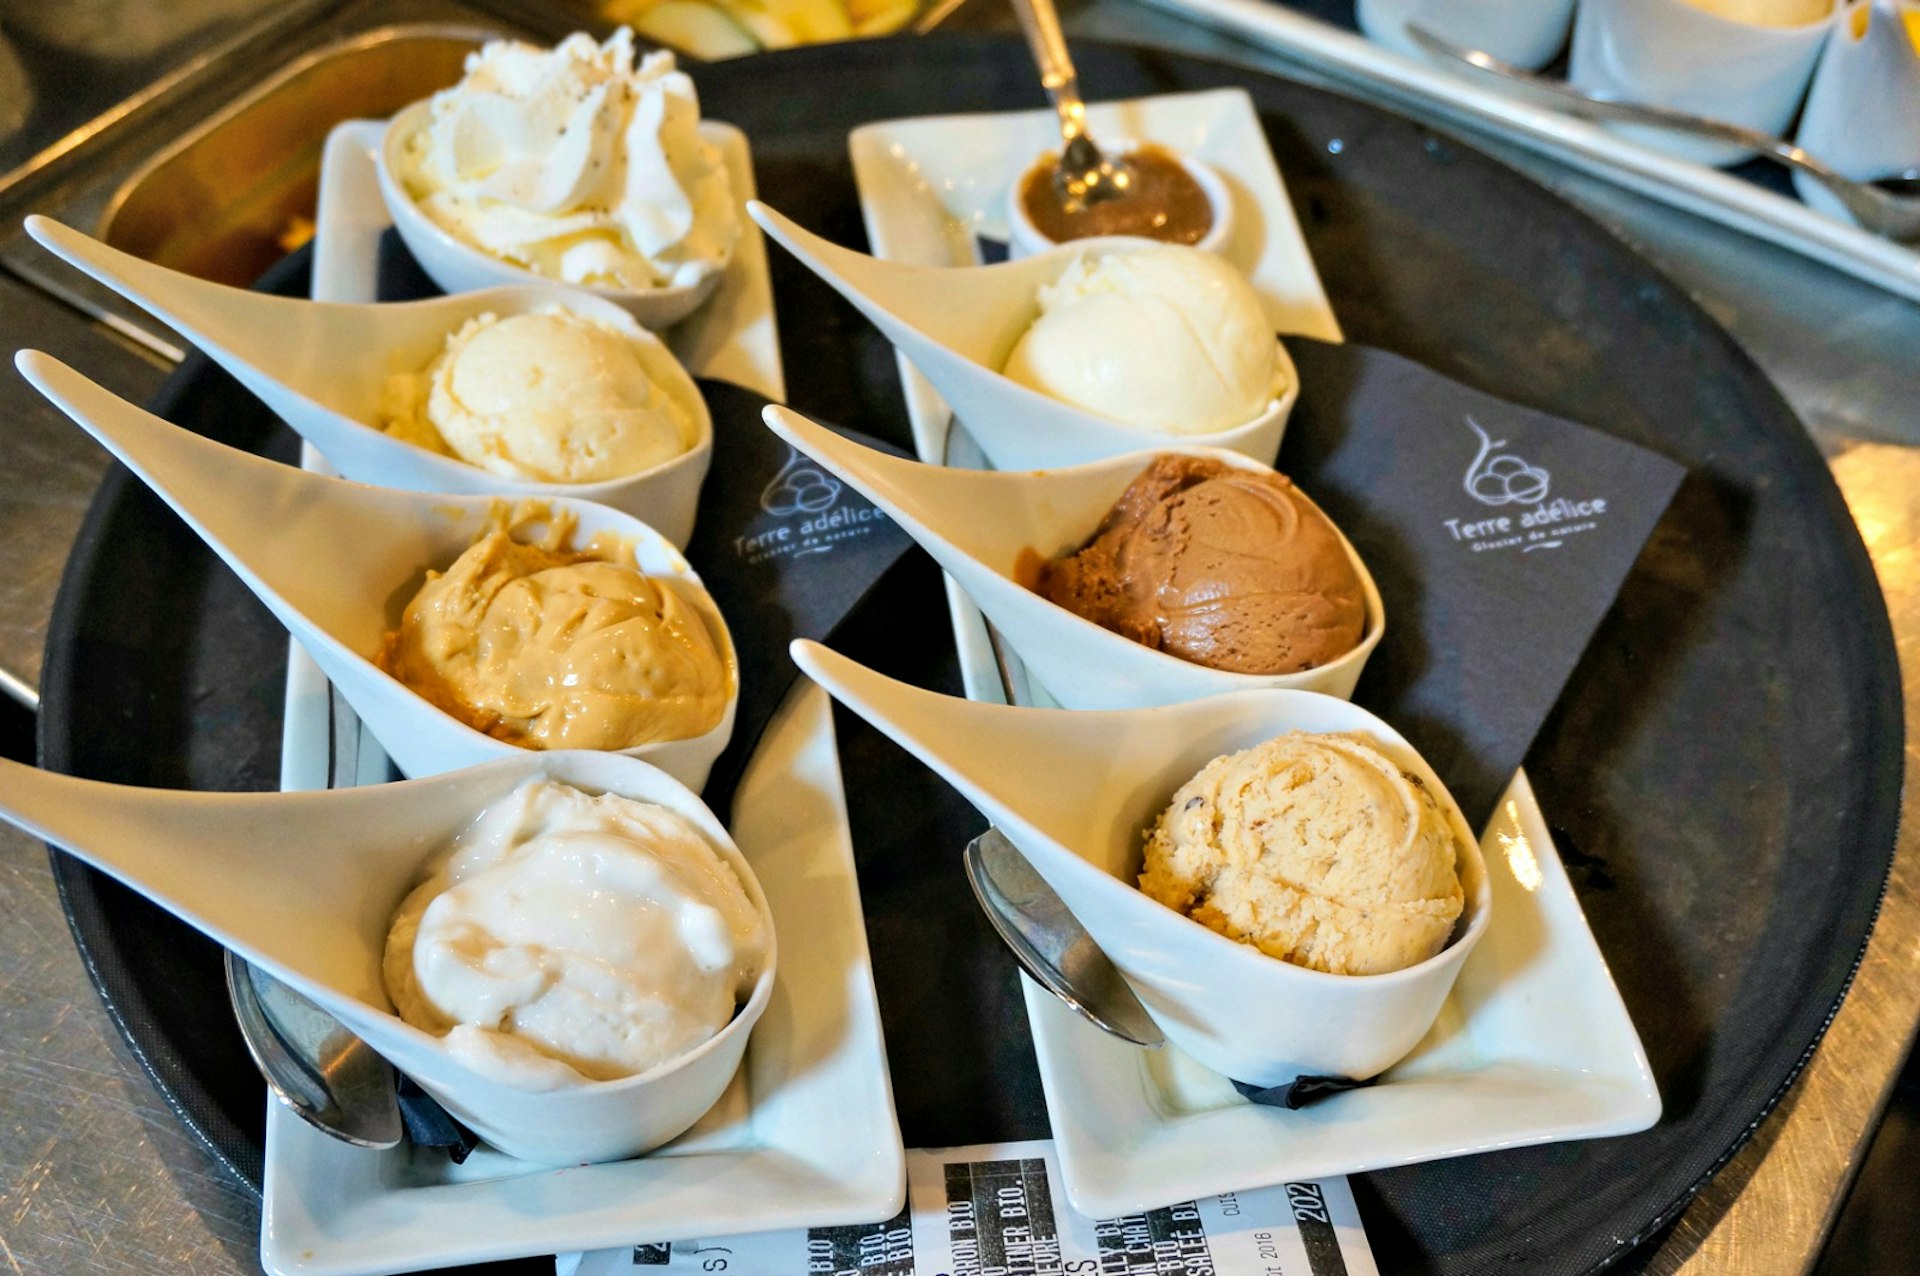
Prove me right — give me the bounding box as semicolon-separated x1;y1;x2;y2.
1140;731;1464;976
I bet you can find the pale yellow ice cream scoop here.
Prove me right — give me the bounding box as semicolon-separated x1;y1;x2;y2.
1140;731;1464;976
383;307;697;483
379;523;729;750
1002;247;1284;436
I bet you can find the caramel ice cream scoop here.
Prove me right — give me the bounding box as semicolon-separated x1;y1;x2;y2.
1140;731;1464;976
380;524;728;750
1036;455;1366;675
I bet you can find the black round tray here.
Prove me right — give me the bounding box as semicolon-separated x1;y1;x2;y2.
38;34;1901;1276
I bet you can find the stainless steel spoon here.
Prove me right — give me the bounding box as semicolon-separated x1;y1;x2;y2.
225;683;401;1147
226;951;402;1149
1007;0;1133;208
965;827;1165;1047
930;417;1160;1048
1406;23;1920;244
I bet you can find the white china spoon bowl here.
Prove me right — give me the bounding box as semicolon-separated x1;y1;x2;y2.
763;406;1382;708
24;216;714;548
747;201;1296;472
17;351;737;790
380;103;726;330
0;749;775;1165
791;640;1490;1085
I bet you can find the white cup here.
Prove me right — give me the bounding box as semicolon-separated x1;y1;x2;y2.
1359;0;1580;70
1793;1;1920;219
1569;0;1836;167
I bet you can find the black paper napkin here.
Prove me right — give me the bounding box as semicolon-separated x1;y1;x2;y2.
1210;340;1687;1106
1279;338;1686;831
684;381;916;819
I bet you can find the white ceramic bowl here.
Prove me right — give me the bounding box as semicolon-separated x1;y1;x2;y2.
23;216;715;547
273;286;715;550
794;641;1492;1085
19;350;739;790
1569;0;1837;167
1005;143;1234;258
751;202;1297;472
342;750;778;1164
765;405;1384;709
0;744;774;1165
378;101;725;330
1359;0;1579;70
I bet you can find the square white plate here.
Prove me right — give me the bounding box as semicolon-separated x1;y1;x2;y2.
258;119;902;1276
848;89;1660;1219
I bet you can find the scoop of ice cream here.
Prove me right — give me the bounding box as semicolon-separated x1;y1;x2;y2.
382;307;697;482
385;779;768;1088
1682;0;1831;25
1037;454;1366;675
1140;732;1464;976
379;525;729;749
1002;246;1282;434
399;29;738;289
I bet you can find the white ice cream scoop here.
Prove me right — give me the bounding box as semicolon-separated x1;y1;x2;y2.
0;748;775;1164
16;351;737;789
762;405;1382;709
790;640;1490;1086
747;201;1296;472
23;216;714;547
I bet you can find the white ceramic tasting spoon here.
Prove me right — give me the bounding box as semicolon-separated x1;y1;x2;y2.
790;639;1490;1086
23;216;713;548
763;405;1382;709
0;749;775;1165
746;201;1296;472
16;351;738;789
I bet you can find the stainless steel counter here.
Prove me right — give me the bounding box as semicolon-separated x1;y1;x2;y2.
0;2;1917;1273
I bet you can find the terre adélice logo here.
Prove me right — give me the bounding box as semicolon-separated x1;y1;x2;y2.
1444;415;1610;554
761;448;841;516
1462;416;1550;507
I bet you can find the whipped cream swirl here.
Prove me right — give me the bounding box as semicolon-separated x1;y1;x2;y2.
399;29;739;290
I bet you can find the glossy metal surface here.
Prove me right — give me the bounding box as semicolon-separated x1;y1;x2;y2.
225;952;402;1150
100;25;488;287
0;0;328;183
964;828;1166;1048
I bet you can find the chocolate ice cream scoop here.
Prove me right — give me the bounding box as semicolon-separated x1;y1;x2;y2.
1035;455;1366;675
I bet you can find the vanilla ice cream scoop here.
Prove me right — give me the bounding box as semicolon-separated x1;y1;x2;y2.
383;307;697;482
385;779;769;1089
1002;246;1283;435
1140;731;1464;975
398;29;738;290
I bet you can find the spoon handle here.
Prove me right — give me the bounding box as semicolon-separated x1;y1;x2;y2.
1404;25;1843;183
1007;0;1090;148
